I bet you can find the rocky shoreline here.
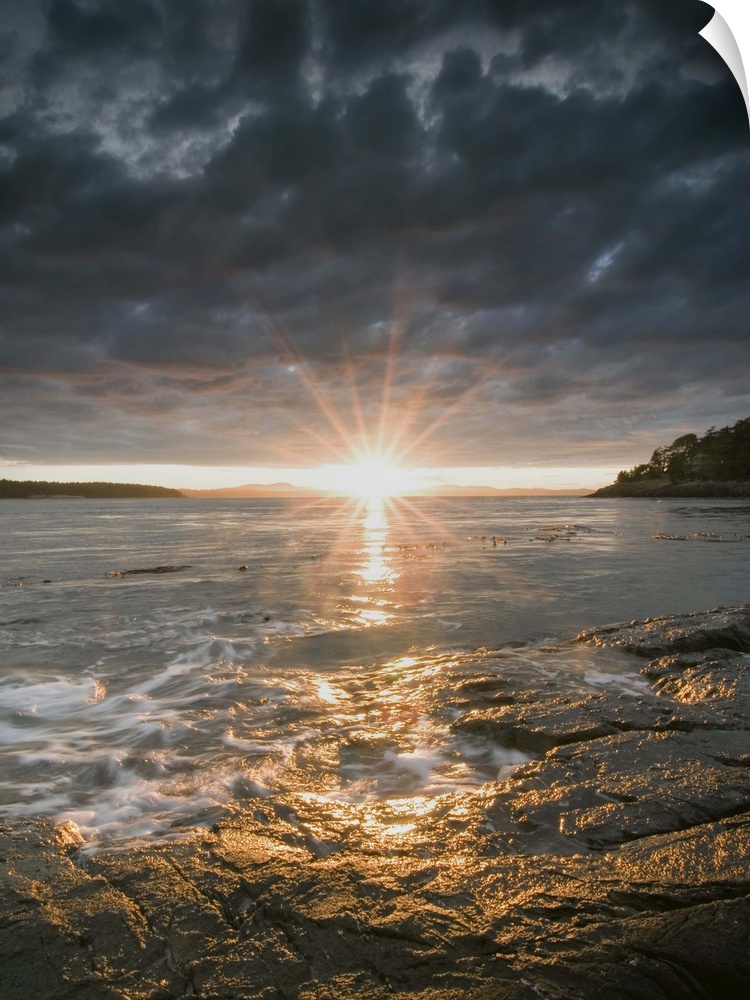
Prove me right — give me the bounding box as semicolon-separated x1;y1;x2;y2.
588;479;750;498
3;606;750;999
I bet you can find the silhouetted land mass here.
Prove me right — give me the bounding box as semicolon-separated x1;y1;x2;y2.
183;483;589;498
0;479;184;499
591;417;750;497
182;482;328;498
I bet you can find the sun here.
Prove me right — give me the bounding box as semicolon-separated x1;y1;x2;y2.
322;455;419;500
349;458;412;500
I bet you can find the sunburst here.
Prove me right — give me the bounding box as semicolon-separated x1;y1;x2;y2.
321;453;421;501
235;255;503;503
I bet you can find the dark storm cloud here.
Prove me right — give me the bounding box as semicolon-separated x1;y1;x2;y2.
0;0;748;470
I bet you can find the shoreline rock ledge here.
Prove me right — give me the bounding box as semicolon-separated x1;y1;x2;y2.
588;478;750;498
3;606;750;999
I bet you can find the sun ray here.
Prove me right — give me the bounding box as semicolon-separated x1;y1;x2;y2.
229;233;562;503
338;333;372;452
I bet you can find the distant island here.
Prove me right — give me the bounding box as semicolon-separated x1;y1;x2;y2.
590;417;750;498
182;483;589;499
0;479;184;499
0;478;591;500
181;482;326;499
0;478;589;501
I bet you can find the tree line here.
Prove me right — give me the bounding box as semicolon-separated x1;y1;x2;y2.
616;417;750;484
0;479;184;499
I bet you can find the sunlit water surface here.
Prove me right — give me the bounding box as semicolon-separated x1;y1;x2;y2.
1;496;748;845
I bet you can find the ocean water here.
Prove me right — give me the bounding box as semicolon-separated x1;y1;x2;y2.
1;495;749;846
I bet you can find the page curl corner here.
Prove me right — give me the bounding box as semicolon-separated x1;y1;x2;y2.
699;2;750;129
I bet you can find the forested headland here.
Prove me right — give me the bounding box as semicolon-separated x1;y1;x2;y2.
591;417;750;497
0;479;184;499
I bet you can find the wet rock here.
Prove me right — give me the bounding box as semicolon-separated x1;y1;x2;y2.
0;819;181;998
107;565;191;577
2;809;750;999
576;604;750;658
3;606;750;998
481;729;750;850
643;648;750;722
451;688;728;755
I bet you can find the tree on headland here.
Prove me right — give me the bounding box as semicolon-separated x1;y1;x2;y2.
0;479;184;499
614;417;750;485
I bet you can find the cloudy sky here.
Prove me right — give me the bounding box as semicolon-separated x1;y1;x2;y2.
0;0;748;489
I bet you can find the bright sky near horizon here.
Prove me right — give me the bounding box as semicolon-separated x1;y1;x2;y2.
0;461;621;493
1;1;748;488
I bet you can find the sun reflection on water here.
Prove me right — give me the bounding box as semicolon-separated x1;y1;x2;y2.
358;496;399;586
